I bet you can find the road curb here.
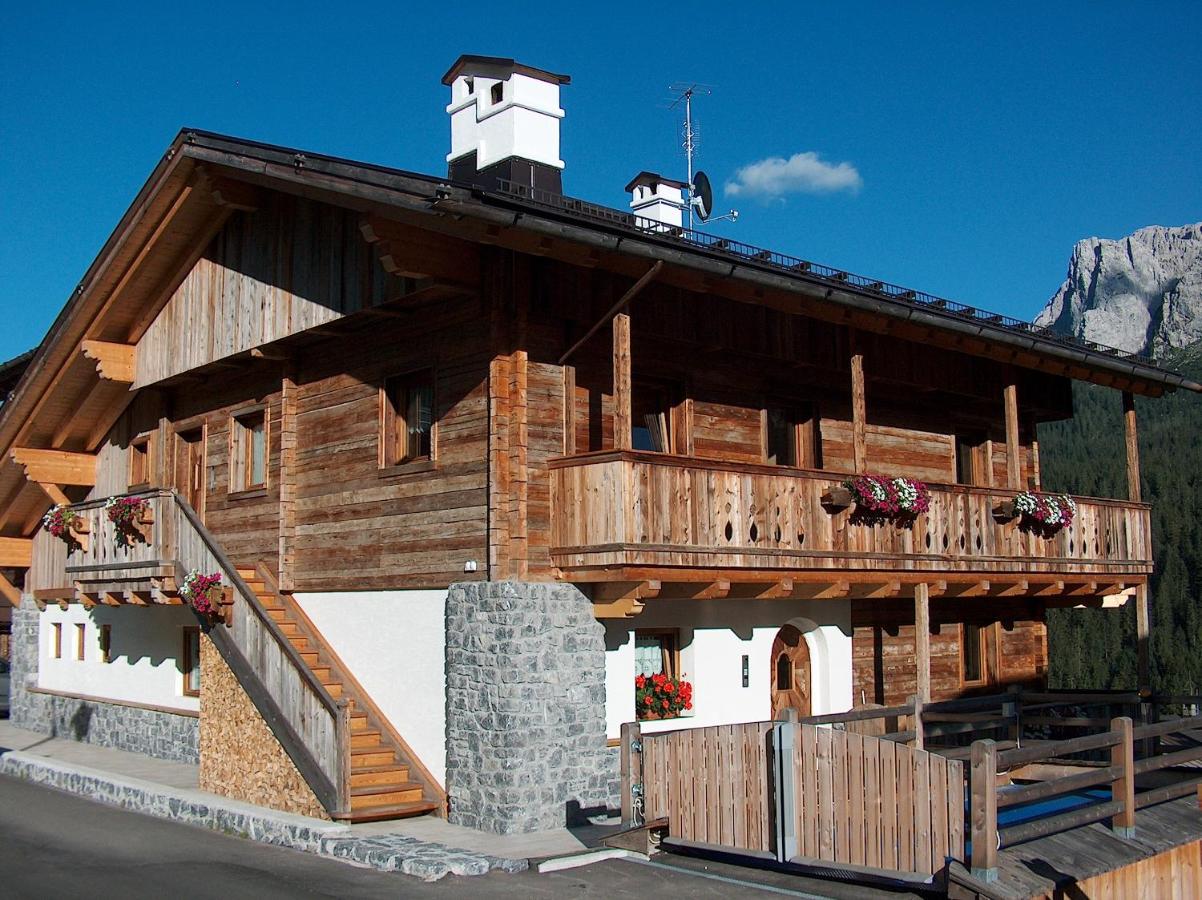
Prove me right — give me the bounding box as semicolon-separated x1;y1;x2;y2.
0;750;527;881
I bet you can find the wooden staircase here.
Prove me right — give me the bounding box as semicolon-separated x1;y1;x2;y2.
236;567;443;823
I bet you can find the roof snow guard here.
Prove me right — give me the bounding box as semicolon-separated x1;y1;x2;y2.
488;180;1160;367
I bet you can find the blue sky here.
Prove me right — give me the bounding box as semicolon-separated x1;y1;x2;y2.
2;2;1200;362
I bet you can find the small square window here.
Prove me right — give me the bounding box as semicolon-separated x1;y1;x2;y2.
130;434;152;487
381;371;434;467
231;409;268;492
99;624;112;664
183;627;201;697
635;629;680;680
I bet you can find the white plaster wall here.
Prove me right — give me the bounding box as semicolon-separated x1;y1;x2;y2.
603;599;853;739
295;590;446;788
37;603;200;712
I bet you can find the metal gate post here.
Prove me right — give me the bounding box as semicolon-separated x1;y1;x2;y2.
620;721;644;828
773;710;798;863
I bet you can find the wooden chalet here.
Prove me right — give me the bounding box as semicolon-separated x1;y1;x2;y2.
3;54;1201;892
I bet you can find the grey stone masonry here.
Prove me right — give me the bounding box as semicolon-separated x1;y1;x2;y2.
446;581;618;834
8;598;199;764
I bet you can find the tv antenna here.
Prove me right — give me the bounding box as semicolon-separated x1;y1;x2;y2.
668;82;738;228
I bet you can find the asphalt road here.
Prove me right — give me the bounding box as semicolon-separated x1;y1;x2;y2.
0;775;870;899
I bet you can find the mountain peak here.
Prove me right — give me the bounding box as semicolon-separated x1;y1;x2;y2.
1034;222;1202;357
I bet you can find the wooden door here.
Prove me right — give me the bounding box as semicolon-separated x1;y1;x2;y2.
771;624;811;718
175;427;206;519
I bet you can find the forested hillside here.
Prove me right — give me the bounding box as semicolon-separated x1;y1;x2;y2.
1038;343;1202;692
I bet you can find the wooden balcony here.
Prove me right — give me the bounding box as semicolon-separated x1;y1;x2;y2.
548;452;1152;593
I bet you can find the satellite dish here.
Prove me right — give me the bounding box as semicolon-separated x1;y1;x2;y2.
692;170;713;222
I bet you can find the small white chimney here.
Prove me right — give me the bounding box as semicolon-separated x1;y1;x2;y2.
442;55;570;192
625;172;688;231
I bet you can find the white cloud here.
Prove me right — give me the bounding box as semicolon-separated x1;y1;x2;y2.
724;151;862;200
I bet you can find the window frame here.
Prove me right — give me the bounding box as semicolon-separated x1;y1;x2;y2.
228;405;269;495
75;623;86;661
99;623;112;664
52;622;62;659
129;431;154;489
182;626;201;697
634;628;681;681
954;431;988;487
379;367;437;472
764;402;821;469
960;621;989;687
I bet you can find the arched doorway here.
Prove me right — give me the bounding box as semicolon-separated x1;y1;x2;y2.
770;624;811;718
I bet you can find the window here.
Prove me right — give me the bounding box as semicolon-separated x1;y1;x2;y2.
381;370;434;467
631;382;678;453
52;622;62;659
961;622;985;685
75;623;86;661
182;627;201;697
129;434;152;487
955;432;985;486
776;651;793;691
635;629;680;680
490;81;504;104
230;409;267;492
99;624;112;664
766;404;820;468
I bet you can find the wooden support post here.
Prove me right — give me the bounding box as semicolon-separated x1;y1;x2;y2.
613;312;632;451
970;739;999;882
851;350;867;473
1110;716;1136;838
1123;391;1141;502
914;582;930;750
0;573;21;607
1004;382;1021;491
619;721;643;827
278;366;297;592
1135;583;1151;694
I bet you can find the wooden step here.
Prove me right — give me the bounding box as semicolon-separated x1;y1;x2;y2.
300;651;321;666
350;713;369;731
343;800;440;823
350;781;425;809
278;621;302;637
267;608;289;623
350;730;382;750
350;765;410;787
310;666;332;681
323;682;343;699
351;748;396;768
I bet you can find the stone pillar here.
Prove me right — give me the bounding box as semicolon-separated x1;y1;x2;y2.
9;597;46;729
445;581;615;834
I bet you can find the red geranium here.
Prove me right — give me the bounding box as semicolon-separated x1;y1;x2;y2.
635;672;693;720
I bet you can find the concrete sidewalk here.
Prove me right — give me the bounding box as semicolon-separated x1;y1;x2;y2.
0;720;607;881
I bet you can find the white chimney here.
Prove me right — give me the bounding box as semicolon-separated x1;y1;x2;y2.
625;172;687;231
442;55;570;192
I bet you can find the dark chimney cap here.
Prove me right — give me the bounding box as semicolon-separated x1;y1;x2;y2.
624;171;689;193
441;55;571;86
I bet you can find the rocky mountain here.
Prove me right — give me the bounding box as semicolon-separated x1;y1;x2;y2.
1034;223;1202;357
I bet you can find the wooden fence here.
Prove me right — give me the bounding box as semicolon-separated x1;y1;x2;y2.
623;717;965;876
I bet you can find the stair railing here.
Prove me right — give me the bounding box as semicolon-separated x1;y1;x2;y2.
169;490;351;817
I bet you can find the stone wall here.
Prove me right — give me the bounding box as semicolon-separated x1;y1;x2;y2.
445;581;618;834
198;634;329;819
8;598;198;763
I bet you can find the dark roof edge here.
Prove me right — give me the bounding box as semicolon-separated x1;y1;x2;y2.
441;54;571;86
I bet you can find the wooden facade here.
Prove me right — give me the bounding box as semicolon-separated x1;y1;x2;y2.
0;130;1182;830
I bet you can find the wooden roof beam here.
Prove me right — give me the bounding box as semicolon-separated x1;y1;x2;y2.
591;580;660;619
1032;580;1066;597
0;573;20;607
80;340;135;384
951;580;991;598
11;448;96;487
0;537;32;568
993;580;1029;597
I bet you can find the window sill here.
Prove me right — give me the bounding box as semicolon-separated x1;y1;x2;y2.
227;487;268;501
378;460;436;479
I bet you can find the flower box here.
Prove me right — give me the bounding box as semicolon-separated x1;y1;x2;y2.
820;486;853;508
181;570;228;625
635;673;693;720
999;491;1076;534
43;505;88;549
837;474;931;520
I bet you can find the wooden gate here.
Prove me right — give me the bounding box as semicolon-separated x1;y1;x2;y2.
625;719;965;877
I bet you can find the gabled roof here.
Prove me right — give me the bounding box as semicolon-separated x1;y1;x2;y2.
1;129;1198;534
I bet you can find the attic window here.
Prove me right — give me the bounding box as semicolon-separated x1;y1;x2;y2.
491;82;504;104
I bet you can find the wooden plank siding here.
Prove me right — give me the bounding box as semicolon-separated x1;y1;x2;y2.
852;598;1049;706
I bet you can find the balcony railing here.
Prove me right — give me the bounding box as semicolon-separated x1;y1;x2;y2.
548;452;1152;581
